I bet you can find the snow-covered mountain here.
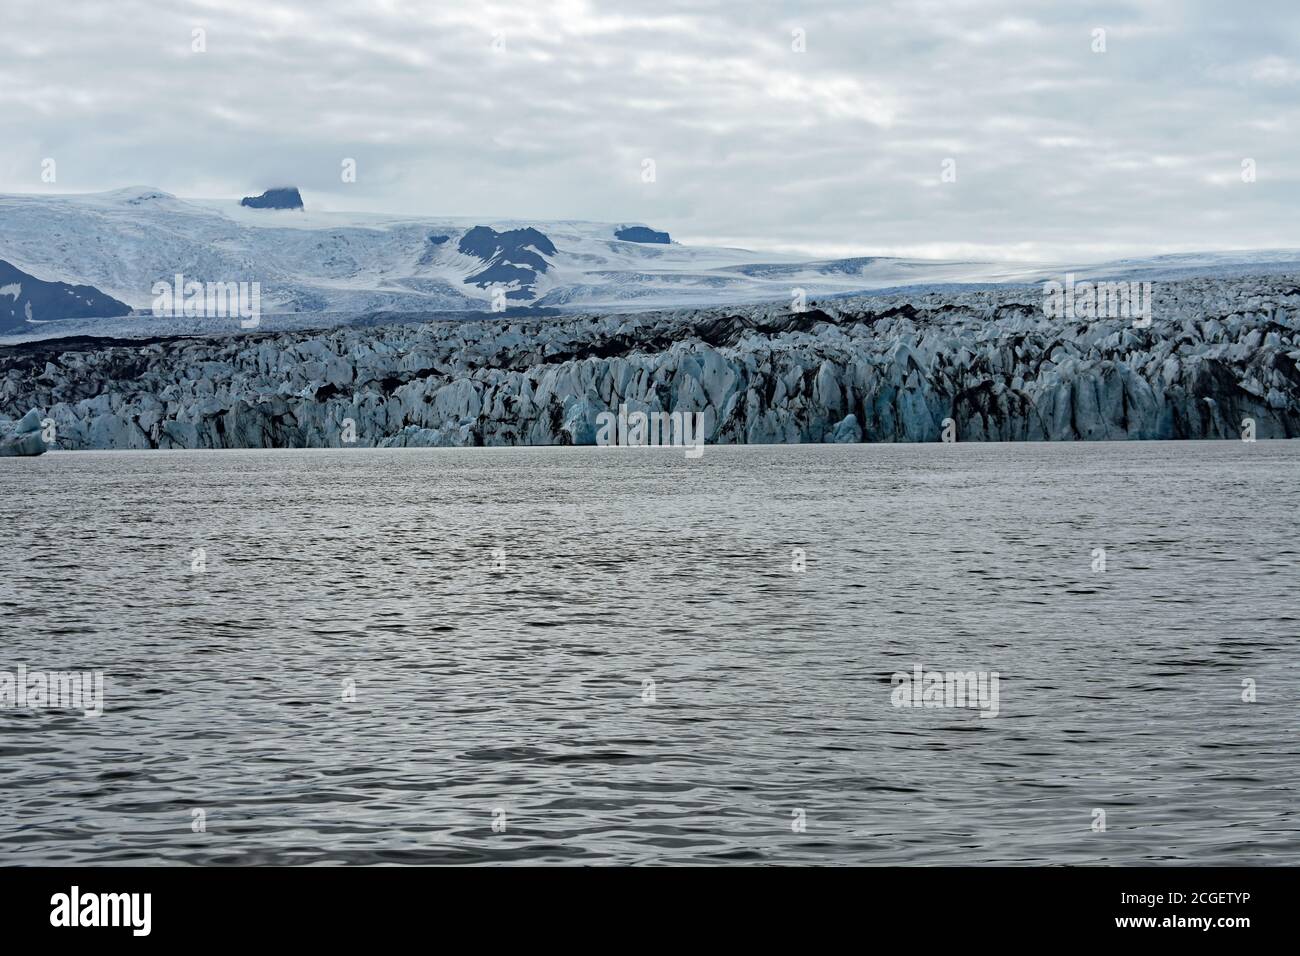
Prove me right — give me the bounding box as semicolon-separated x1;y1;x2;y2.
2;187;1299;338
0;186;1007;319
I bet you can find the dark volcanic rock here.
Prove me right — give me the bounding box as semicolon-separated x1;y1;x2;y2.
615;226;671;244
240;187;305;210
457;226;557;301
0;260;132;333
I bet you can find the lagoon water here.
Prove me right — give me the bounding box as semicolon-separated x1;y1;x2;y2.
0;442;1296;865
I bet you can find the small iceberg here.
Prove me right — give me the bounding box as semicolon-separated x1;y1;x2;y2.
0;409;48;457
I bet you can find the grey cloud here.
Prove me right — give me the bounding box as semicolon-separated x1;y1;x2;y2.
2;0;1298;261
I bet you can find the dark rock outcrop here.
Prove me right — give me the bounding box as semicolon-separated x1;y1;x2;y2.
616;226;671;244
0;260;132;333
457;226;557;301
240;187;304;210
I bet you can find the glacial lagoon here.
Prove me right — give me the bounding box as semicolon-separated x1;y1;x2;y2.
0;441;1296;864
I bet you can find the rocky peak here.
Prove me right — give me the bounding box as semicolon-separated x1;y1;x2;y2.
615;226;671;244
240;187;305;210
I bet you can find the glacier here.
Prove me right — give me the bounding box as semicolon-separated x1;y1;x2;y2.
7;187;1300;333
1;275;1296;450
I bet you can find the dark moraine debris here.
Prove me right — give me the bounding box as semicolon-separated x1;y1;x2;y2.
240;187;305;210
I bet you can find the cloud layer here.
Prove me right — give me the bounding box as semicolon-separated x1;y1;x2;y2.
3;0;1298;260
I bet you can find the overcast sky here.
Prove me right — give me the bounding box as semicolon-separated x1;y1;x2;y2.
2;0;1298;261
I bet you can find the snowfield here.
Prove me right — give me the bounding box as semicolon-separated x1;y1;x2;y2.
5;187;1300;339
